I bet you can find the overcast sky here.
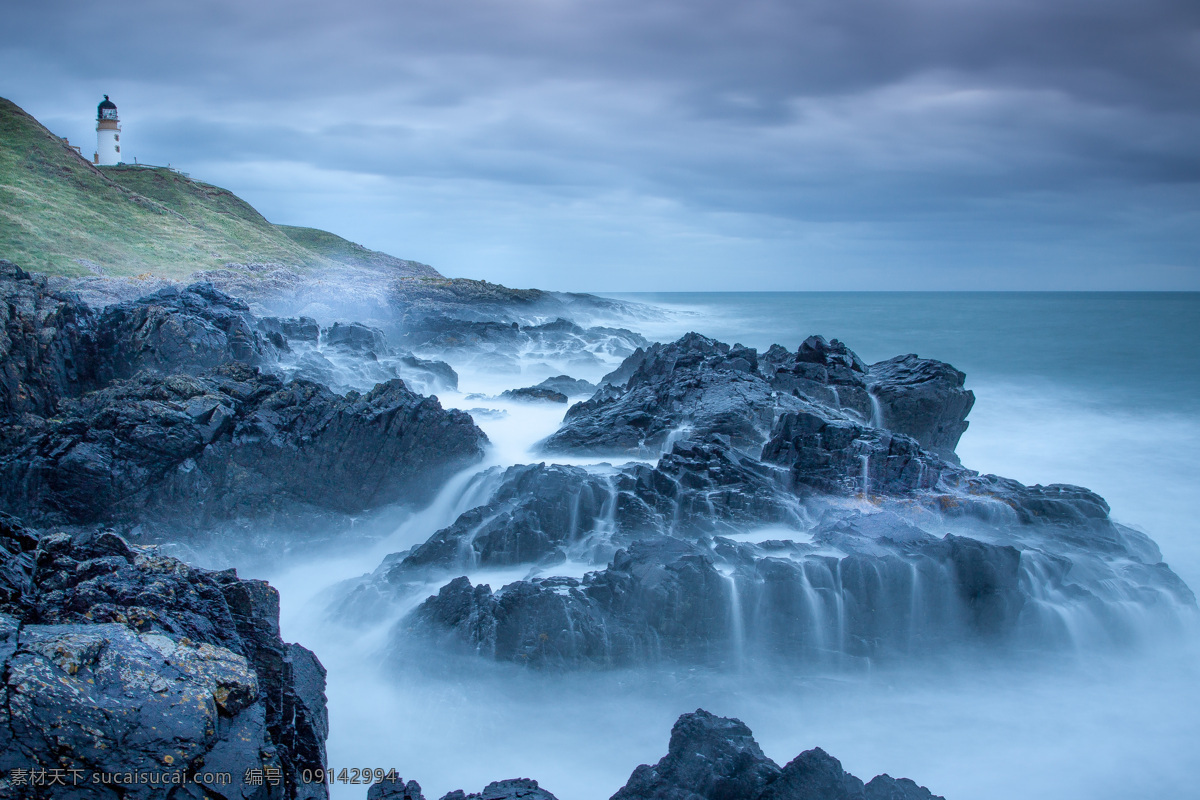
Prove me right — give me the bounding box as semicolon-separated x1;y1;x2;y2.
3;0;1198;290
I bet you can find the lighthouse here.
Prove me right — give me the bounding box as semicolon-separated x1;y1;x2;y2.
94;95;121;165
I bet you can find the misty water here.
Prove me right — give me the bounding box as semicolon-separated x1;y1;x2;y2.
220;292;1198;799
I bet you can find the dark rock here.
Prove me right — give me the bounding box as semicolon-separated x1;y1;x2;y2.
405;522;1035;668
388;278;653;329
0;363;487;526
325;321;388;355
868;355;975;462
383;439;797;582
368;778;427;800
0;512;37;615
259;315;321;342
0;260;98;416
0;515;328;799
864;775;944;800
394;454;1191;670
438;778;558;800
761;410;946;496
610;710;944;800
399;353;459;391
407;538;732;668
501;386;569;403
543;333;801;456
533;375;597;397
573;334;975;462
96;282;278;380
611;709;780;800
758;335;872;420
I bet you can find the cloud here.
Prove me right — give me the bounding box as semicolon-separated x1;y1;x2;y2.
2;0;1197;289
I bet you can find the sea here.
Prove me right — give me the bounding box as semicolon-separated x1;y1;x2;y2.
250;292;1200;800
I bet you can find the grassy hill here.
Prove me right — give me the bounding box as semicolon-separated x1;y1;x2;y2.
0;96;438;280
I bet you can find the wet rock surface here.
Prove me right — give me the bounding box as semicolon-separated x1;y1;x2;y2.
0;514;328;799
379;438;798;584
613;709;942;800
95;282;277;381
500;386;569;403
1;362;486;527
867;355;974;463
5;262;1197;799
283;323;461;397
364;333;1194;670
360;711;937;800
543;333;798;456
1;261;99;417
530;375;597;397
438;778;560;800
548;332;973;460
0;266;488;529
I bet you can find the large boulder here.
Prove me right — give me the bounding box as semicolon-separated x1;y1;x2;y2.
868;355;975;462
0;515;328;799
500;386;569;403
95;282;278;380
0;260;98;417
323;321;388;354
543;333;793;456
532;375;597;397
567;333;976;462
0;363;487;527
612;710;780;800
368;778;427;800
611;710;943;800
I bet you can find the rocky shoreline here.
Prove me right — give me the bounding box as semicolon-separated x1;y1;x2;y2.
3;258;1196;799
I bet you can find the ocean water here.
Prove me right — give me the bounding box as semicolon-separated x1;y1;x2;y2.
252;292;1200;800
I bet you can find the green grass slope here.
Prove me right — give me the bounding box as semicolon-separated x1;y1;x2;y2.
0;96;438;280
277;225;439;278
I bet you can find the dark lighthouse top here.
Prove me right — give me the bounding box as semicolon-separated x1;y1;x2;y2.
97;95;117;121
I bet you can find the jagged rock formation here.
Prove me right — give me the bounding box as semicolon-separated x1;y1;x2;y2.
543;333;793;455
0;263;488;528
500;386;569;403
360;711;938;800
550;333;973;460
0;513;328;799
761;409;945;496
376;439;798;584
95;282;278;381
759;335;872;419
362;333;1193;670
366;775;560;800
439;779;560;800
1;363;485;527
1;261;99;416
530;375;597;397
612;709;942;800
867;355;974;463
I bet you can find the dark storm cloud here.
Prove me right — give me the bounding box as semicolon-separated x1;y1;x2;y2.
2;0;1198;288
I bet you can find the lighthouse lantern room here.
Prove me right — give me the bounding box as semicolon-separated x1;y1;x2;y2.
94;95;121;165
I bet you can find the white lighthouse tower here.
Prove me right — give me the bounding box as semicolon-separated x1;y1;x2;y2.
94;95;122;165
